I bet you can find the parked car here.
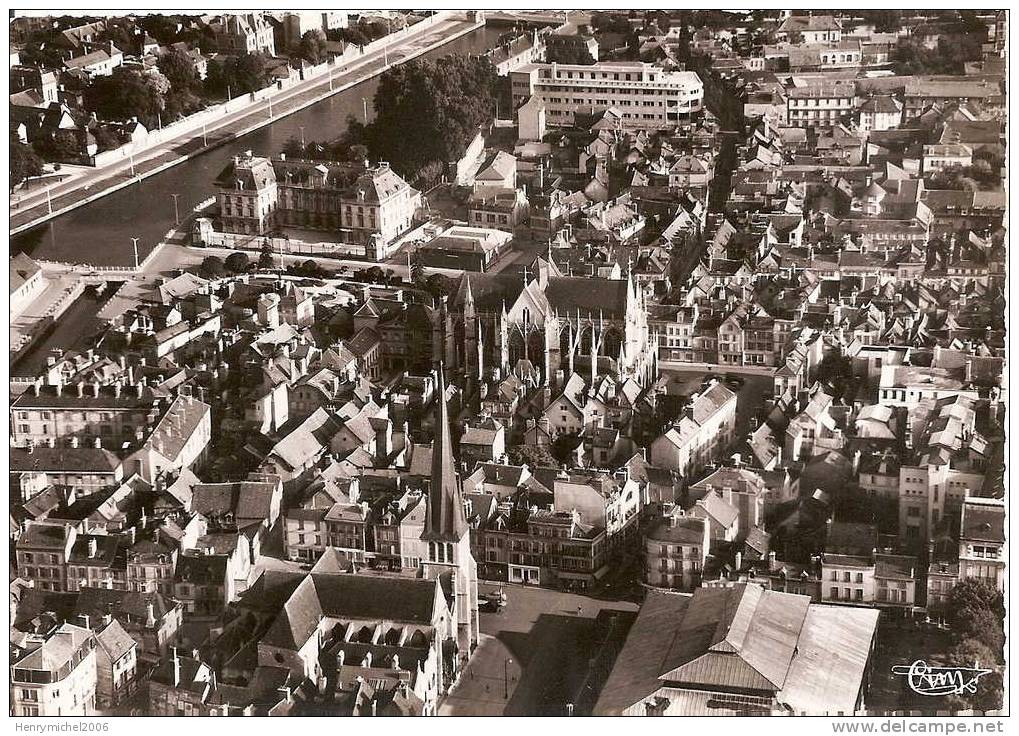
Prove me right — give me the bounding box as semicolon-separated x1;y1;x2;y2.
724;373;745;389
481;588;507;612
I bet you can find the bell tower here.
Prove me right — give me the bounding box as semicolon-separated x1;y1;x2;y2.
421;366;480;653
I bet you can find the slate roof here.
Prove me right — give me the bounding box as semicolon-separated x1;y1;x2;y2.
262;573;441;650
10;446;122;473
11;253;43;293
13;623;94;672
646;515;707;545
76;586;177;624
192;480;278;524
96;619;136;662
215;154;277;191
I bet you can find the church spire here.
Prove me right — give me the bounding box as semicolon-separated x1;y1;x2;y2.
423;365;468;542
464;274;476;318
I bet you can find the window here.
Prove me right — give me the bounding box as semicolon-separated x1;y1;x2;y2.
830;587;838;599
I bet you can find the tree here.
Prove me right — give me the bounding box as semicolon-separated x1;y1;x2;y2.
411;260;426;284
364;55;498;182
199;256;226;278
93;126;124;153
301;259;325;278
947;579;1005;623
230;52;271;94
547;44;596;65
298;29;329;64
281;136;307;159
258;245;275;269
936;638;1003;712
157;47;201;94
507;444;560;469
857;10;902;33
33;130;81;162
954;607;1006;655
206;52;270;98
84;67;166;127
224;251;251;273
10;139;44;191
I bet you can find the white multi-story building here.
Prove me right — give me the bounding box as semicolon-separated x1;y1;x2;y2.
649;381;737;480
11;623;97;716
511;61;703;129
786;81;856;129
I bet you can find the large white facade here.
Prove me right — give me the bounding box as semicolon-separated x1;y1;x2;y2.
511;61;703;129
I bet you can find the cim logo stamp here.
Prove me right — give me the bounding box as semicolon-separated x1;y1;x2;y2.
892;660;993;696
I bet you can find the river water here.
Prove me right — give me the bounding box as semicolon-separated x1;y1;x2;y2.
12;25;503;266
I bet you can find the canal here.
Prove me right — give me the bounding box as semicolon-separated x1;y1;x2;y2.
12;25;503;267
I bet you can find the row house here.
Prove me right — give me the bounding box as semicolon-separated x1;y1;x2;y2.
820;552;919;610
785;81;856;130
476;504;609;591
11;381;159;449
649;382;737;481
10;445;125;502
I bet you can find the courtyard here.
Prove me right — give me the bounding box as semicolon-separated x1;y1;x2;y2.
439;583;637;715
660;367;775;444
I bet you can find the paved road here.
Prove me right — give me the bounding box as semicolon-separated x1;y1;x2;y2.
439;583;636;715
10;16;479;234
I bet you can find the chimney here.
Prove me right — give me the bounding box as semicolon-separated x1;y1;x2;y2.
768;551;777;571
734;551;742;571
146;601;156;627
88;538;98;558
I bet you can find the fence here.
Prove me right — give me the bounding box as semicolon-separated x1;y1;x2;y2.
202;231;368;260
36;239;165;274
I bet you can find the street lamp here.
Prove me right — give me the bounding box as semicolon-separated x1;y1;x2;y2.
362;97;369;124
504;658;512;699
170;193;181;225
45;187;52;215
299;126;306;148
129;151;135;178
202;121;208;147
131;237;141;270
